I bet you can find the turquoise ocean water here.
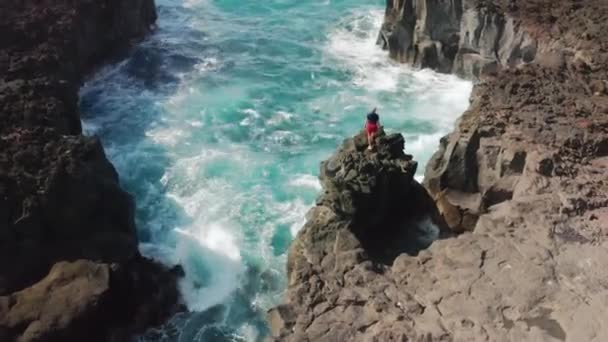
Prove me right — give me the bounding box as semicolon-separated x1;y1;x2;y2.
80;0;472;340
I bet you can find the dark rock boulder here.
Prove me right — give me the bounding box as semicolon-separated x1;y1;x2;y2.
0;261;113;342
0;259;184;342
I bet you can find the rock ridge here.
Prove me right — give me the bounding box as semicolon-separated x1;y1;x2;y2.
271;0;608;341
0;1;182;341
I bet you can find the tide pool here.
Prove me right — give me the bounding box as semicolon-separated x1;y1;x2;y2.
80;0;471;340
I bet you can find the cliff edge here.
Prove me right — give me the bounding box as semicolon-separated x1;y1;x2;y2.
271;0;608;341
0;1;182;341
268;130;450;340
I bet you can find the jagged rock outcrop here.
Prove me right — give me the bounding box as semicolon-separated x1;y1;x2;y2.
378;0;463;73
268;130;449;341
272;1;608;341
378;0;538;78
0;1;182;341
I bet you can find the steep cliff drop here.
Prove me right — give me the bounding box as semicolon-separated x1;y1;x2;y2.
0;1;182;341
77;3;472;339
271;1;608;341
268;130;451;340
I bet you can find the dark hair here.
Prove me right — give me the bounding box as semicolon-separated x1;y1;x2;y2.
366;109;379;123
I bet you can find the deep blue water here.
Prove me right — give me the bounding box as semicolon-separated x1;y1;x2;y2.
80;0;471;340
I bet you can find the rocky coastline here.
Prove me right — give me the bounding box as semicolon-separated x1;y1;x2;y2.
0;1;182;341
270;0;608;341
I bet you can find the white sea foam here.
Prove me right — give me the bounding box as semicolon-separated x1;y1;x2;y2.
243;108;261;117
164;177;246;311
139;136;253;312
146;127;188;147
288;174;322;191
175;224;243;311
139;242;180;266
268;110;295;125
240;108;261;126
238;324;260;342
406;69;473;130
183;0;208;9
275;199;311;236
194;56;221;74
268;130;303;145
405;132;444;156
325;9;405;92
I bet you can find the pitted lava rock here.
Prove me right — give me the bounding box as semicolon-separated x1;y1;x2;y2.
0;1;183;341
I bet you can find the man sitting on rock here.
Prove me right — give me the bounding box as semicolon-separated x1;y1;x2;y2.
365;108;380;151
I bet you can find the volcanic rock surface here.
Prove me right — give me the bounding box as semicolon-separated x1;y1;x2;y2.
268;130;450;341
0;1;182;341
271;0;608;341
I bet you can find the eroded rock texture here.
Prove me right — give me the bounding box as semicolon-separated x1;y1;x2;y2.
268;131;451;341
378;0;538;78
0;1;182;341
272;1;608;341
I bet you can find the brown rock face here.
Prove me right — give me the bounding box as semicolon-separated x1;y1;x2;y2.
0;260;183;342
420;0;608;340
272;1;608;341
268;131;450;341
0;1;182;341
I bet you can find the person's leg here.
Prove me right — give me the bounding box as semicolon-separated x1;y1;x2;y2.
367;132;372;150
370;132;376;149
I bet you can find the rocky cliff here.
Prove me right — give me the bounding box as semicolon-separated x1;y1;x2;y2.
268;131;451;340
270;0;608;341
0;1;182;341
378;0;542;78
